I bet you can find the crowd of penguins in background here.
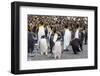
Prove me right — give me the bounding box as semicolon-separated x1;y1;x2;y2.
28;15;88;59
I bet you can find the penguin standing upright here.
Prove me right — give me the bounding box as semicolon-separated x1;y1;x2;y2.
70;25;82;54
28;32;35;53
63;26;71;51
38;21;45;46
53;33;62;59
39;35;48;55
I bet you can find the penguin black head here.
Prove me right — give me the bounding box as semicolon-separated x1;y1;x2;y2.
56;35;61;41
